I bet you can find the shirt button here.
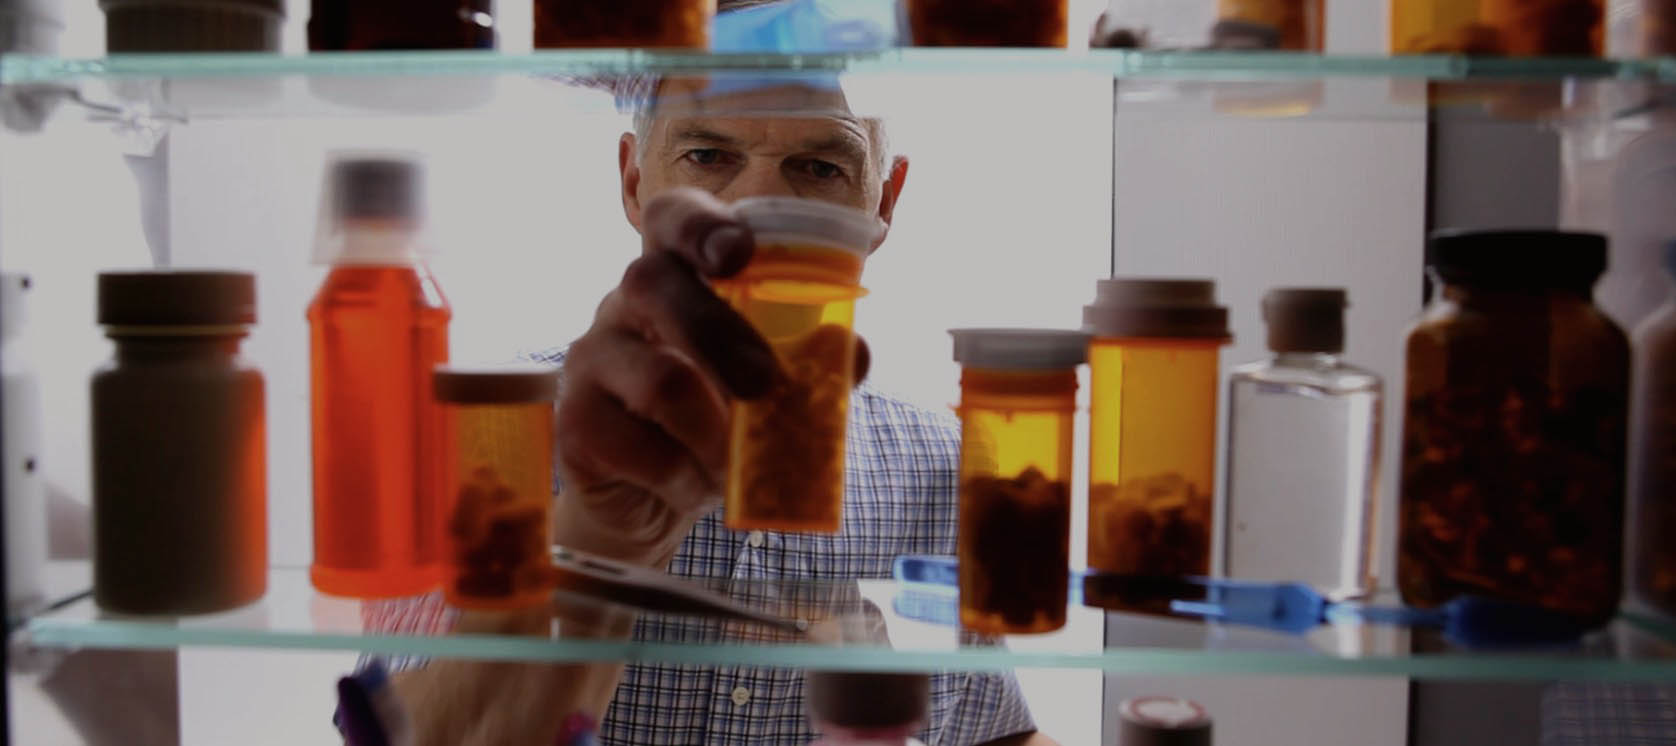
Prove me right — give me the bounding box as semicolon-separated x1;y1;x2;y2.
746;531;765;548
731;686;752;706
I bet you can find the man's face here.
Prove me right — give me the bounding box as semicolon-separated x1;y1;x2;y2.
619;78;907;249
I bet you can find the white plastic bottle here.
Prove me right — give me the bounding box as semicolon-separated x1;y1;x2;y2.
3;273;47;615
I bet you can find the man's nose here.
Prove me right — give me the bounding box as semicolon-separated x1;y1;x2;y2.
720;161;798;200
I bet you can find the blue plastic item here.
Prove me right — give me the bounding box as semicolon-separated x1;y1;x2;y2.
641;0;898;108
713;0;898;52
891;555;1590;649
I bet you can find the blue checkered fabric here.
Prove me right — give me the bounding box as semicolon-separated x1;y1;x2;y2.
1543;683;1676;744
362;348;1035;746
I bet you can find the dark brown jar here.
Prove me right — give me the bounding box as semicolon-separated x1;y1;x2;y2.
93;272;267;615
906;0;1068;47
1399;230;1628;628
309;0;494;51
533;0;714;49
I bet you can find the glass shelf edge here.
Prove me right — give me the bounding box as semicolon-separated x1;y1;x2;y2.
6;51;1676;87
23;618;1676;681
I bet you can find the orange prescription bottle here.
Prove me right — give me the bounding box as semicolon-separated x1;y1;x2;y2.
308;155;451;598
951;329;1087;635
713;197;878;534
1390;0;1602;54
435;366;559;610
1083;279;1230;610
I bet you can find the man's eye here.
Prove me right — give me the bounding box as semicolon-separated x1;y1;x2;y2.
802;160;844;179
684;149;726;166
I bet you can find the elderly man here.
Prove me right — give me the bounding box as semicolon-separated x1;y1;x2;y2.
374;3;1054;745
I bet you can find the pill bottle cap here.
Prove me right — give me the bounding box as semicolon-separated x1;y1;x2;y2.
433;365;560;404
735;197;881;256
1083;278;1231;341
1119;696;1212;746
98;271;256;327
1428;230;1606;291
1263;287;1347;353
314;153;431;265
100;0;283;52
950;328;1089;370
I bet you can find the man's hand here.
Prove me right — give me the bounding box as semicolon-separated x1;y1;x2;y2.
390;603;637;746
554;187;868;568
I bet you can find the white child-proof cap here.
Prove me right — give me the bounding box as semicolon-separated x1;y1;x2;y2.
733;196;882;256
949;328;1090;371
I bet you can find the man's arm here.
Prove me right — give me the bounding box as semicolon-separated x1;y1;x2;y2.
384;189;874;743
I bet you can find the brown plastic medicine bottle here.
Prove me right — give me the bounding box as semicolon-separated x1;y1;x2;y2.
93;272;267;615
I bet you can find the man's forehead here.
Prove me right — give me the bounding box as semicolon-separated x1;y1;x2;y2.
653;112;870;152
649;76;859;123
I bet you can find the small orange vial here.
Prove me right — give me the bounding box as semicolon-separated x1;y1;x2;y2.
308;156;451;598
714;197;878;534
435;366;559;610
951;329;1086;635
1083;279;1229;610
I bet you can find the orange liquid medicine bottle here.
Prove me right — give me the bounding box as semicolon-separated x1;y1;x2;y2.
308;155;451;598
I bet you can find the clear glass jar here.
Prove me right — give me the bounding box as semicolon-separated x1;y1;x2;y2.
1390;0;1604;54
714;197;876;534
436;366;560;610
1400;230;1628;628
1224;289;1382;601
951;329;1086;635
1083;279;1228;612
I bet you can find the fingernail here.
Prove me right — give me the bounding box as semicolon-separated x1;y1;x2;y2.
702;225;753;276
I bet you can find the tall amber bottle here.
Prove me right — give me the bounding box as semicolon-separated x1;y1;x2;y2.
308;156;451;598
1082;279;1230;612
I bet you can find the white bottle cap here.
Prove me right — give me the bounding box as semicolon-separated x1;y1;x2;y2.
949;328;1089;371
734;196;881;256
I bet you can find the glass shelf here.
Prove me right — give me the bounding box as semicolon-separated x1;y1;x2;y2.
4;50;1676;87
5;50;1675;126
21;562;1676;681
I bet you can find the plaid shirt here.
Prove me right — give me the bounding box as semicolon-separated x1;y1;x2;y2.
1543;684;1676;744
363;348;1036;746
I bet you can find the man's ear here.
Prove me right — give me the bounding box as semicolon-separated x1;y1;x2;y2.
620;132;644;232
871;155;909;252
